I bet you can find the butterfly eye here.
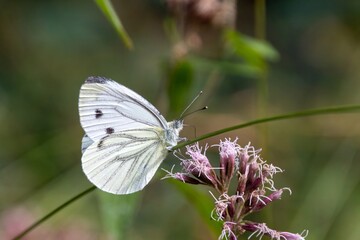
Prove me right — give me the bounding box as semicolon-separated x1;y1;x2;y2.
175;120;183;129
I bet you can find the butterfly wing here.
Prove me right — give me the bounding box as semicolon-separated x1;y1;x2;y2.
79;76;168;141
81;128;167;194
81;134;93;154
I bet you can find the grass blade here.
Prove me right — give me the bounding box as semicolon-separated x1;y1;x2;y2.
12;186;96;240
174;104;360;149
94;0;133;49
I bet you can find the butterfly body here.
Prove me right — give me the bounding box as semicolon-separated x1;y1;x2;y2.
79;76;183;194
164;120;184;149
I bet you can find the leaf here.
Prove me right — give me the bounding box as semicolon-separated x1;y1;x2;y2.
94;0;133;49
224;29;279;67
97;191;141;239
190;56;262;78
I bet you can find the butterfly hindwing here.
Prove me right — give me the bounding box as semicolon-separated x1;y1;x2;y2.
81;134;93;154
79;76;168;141
81;127;168;194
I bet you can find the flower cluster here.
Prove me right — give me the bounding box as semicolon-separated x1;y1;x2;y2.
164;139;307;240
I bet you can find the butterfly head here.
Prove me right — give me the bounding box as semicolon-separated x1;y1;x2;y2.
165;104;207;149
170;119;184;131
165;120;184;148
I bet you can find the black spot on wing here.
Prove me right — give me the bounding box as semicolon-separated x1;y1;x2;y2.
95;109;103;118
106;127;114;134
85;76;109;84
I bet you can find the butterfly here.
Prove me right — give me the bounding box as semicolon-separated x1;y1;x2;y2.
79;76;184;195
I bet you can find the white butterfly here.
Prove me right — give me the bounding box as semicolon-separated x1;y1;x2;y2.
79;76;183;195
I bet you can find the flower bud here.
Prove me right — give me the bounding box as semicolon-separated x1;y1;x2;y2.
243;222;308;240
183;143;219;188
246;177;262;193
218;139;238;184
238;151;249;175
172;173;204;185
252;189;284;211
236;174;247;195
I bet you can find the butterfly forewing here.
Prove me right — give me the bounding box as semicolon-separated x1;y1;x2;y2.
79;76;168;141
82;128;168;194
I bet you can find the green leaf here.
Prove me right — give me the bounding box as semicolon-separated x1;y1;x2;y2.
98;191;141;239
94;0;133;49
224;29;279;66
190;56;262;78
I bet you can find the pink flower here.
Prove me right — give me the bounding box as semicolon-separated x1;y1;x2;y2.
181;143;219;188
243;222;308;240
219;222;237;240
217;138;239;185
163;139;307;240
162;167;204;185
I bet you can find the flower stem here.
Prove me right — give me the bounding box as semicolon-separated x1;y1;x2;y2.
12;186;96;240
174;104;360;149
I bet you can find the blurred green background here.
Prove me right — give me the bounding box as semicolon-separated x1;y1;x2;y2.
1;0;360;239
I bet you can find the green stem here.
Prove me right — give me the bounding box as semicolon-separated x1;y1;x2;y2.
174;104;360;149
254;0;268;151
12;186;96;240
94;0;133;49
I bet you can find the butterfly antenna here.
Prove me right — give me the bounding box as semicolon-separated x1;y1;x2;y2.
181;106;208;119
180;91;203;119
